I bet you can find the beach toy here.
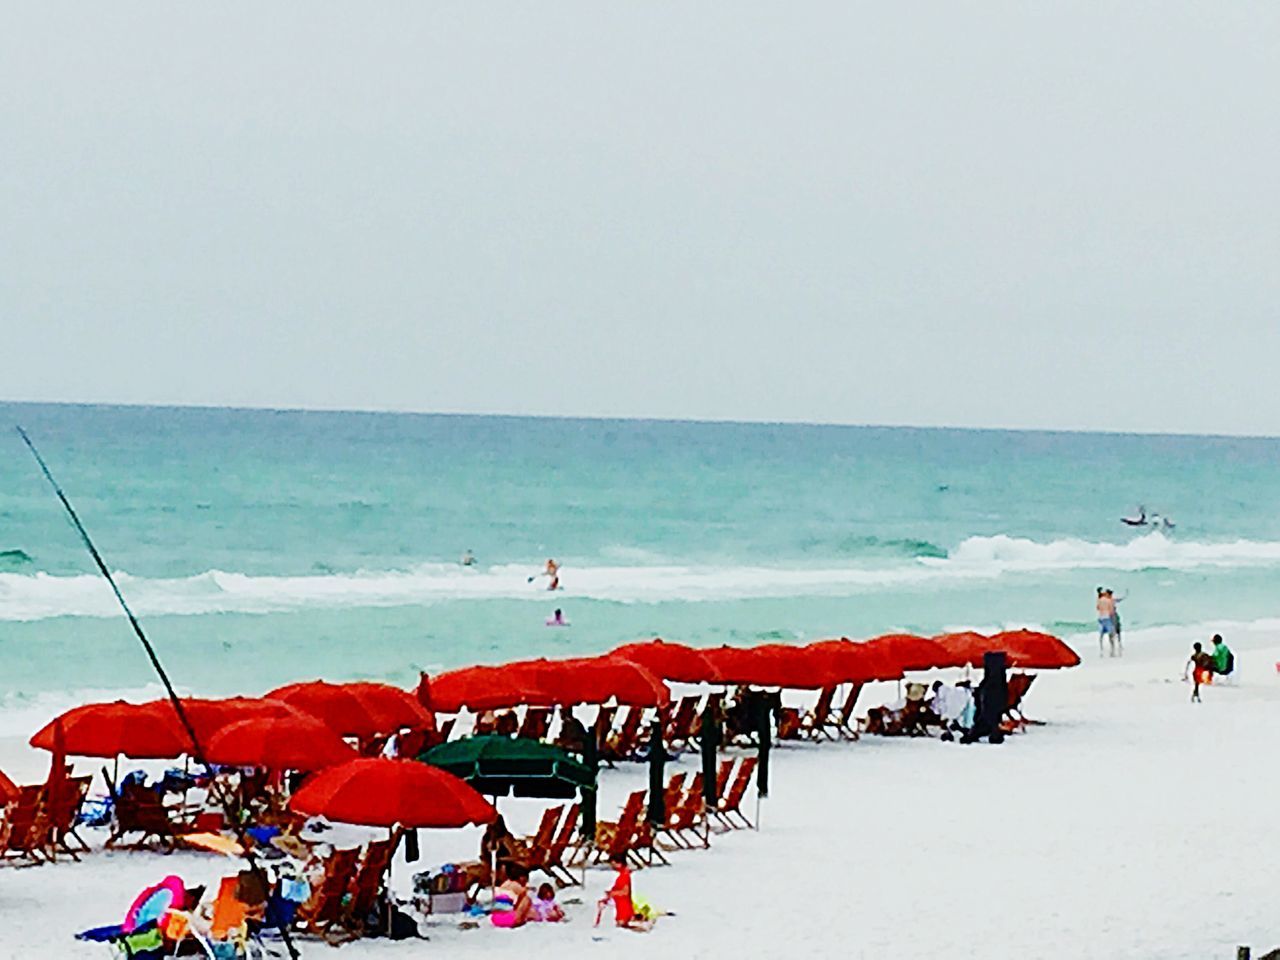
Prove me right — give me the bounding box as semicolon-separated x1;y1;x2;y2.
123;875;186;932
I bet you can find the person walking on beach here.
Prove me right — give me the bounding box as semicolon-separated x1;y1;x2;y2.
1096;587;1117;656
1185;642;1215;702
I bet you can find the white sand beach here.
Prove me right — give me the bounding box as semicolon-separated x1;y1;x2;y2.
2;623;1276;960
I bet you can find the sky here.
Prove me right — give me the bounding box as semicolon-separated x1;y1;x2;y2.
2;2;1277;435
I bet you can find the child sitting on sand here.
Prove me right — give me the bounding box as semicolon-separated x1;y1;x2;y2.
532;883;564;922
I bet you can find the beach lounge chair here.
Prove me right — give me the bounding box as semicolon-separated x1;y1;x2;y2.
538;803;581;886
832;683;864;740
46;774;92;860
1003;673;1038;730
799;686;837;740
591;790;646;866
296;846;361;939
664;697;699;749
657;773;709;850
107;784;190;851
517;805;563;880
0;785;51;866
330;836;397;942
519;707;552;741
602;708;644;763
776;707;803;740
712;756;758;830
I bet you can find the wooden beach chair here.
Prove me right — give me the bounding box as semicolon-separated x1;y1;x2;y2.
45;774;92;860
799;686;836;740
540;803;581;886
660;773;711;849
519;707;552;741
1003;673;1038;730
332;836;397;941
107;784;190;851
297;846;361;939
713;756;758;830
592;790;646;866
832;683;864;740
0;785;51;866
517;804;563;879
602;708;644;763
776;707;803;740
664;697;698;749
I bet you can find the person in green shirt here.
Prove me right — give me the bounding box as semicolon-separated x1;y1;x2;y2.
1211;634;1234;676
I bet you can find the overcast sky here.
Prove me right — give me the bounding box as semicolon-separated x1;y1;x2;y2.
2;3;1277;434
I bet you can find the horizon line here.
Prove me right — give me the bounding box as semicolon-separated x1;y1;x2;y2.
2;396;1278;442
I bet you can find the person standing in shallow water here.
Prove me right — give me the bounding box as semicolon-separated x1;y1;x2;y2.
1107;589;1125;656
1096;587;1117;656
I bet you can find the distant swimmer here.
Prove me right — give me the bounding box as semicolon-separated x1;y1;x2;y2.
546;608;568;627
528;558;561;591
461;549;476;567
1121;506;1147;527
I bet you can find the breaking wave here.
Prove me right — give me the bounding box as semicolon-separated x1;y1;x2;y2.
3;532;1280;621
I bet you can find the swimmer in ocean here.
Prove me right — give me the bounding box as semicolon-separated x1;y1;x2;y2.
547;608;567;626
461;549;476;567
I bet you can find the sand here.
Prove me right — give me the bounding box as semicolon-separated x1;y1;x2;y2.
3;623;1277;960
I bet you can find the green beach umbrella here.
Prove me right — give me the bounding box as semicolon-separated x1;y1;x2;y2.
420;735;594;799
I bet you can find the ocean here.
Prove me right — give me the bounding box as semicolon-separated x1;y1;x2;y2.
3;402;1280;717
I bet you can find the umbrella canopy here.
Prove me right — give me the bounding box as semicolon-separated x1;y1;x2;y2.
0;768;19;805
804;638;904;683
267;681;434;738
519;657;669;708
430;656;669;713
205;712;359;771
31;701;188;759
421;734;595;799
931;631;993;668
610;638;723;684
860;633;959;672
289;758;496;828
146;697;302;751
701;644;832;689
990;629;1082;670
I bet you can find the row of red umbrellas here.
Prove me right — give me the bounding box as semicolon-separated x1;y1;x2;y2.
29;680;432;765
424;629;1079;711
613;630;1078;688
424;656;670;714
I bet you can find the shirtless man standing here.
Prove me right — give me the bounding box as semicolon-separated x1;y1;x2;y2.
1096;587;1117;656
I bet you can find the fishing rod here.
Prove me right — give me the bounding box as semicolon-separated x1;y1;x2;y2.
16;426;302;960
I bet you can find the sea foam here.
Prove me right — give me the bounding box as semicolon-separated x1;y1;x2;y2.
4;531;1280;621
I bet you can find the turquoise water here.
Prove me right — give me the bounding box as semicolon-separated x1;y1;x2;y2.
3;402;1280;706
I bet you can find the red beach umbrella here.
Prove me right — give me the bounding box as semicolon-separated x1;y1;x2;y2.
610;638;723;684
267;681;434;738
0;768;19;805
145;697;302;750
430;664;545;713
205;712;358;771
805;638;904;683
431;656;670;712
860;633;960;672
931;631;993;668
518;657;670;708
289;758;496;828
700;644;832;689
30;701;188;760
990;629;1082;670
